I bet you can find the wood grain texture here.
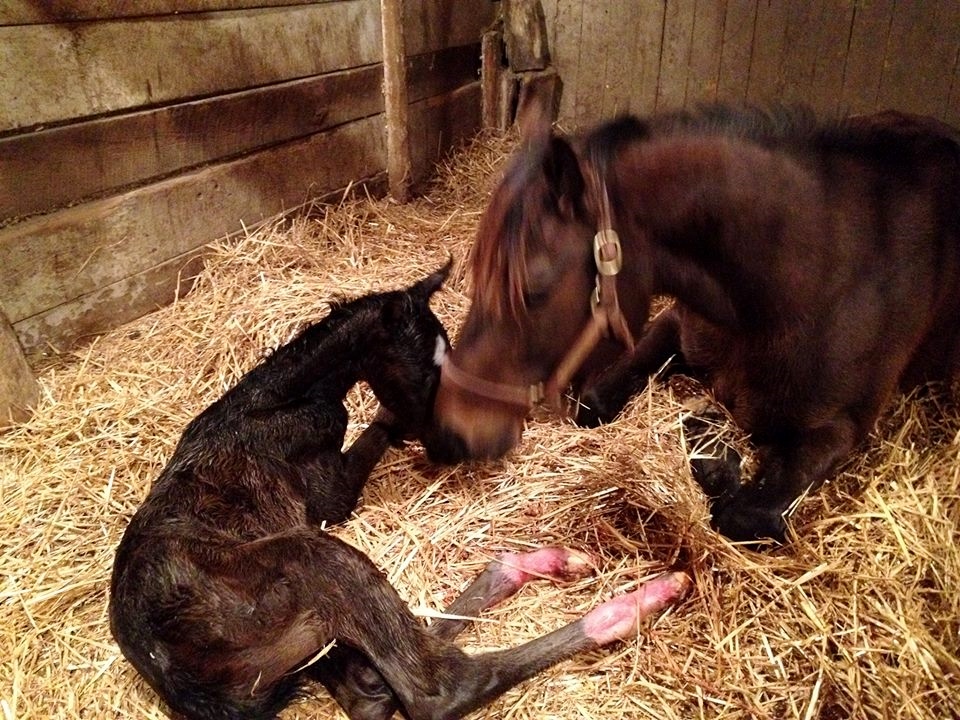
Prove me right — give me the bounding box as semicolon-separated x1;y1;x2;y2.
0;0;334;25
382;0;412;201
839;0;894;116
4;85;481;352
0;45;479;223
403;0;495;57
13;250;208;354
1;116;388;327
0;2;382;132
744;0;787;105
716;0;756;105
543;0;956;127
686;0;727;105
656;0;695;110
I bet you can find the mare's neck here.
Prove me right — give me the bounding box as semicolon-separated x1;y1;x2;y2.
614;134;811;327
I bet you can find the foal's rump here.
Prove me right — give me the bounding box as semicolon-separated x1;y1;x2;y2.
110;525;409;720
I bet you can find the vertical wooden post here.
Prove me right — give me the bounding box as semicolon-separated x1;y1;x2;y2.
481;30;503;129
0;308;37;429
380;0;412;202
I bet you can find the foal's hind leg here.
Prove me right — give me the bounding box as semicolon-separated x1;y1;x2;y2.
576;306;687;427
370;570;691;720
314;547;595;719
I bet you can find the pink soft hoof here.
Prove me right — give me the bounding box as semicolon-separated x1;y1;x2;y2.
496;547;596;587
582;571;692;646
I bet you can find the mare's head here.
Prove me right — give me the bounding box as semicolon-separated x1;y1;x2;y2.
363;262;451;439
425;110;611;463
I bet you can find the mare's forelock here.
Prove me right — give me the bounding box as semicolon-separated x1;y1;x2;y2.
470;147;544;321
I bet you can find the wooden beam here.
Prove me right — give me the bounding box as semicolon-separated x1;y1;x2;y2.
503;0;549;72
7;85;483;353
1;116;388;333
482;30;504;129
0;2;382;133
381;0;412;202
0;1;332;25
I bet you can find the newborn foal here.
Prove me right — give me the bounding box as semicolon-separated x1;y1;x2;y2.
109;265;689;720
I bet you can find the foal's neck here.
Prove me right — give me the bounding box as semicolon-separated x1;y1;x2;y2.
239;303;382;404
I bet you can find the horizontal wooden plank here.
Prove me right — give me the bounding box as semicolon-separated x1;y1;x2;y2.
13;250;207;354
9;85;482;352
0;0;332;26
0;1;381;132
409;81;482;184
0;44;480;222
1;115;388;325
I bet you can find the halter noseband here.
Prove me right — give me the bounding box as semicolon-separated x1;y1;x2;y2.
441;169;635;414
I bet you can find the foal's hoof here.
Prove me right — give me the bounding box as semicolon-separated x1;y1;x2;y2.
497;547;596;587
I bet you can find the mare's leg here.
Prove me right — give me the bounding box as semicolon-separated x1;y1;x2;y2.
314;547;595;720
709;418;859;543
682;402;743;501
576;306;687;427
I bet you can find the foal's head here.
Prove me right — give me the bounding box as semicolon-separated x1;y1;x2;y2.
426;117;606;462
361;263;452;440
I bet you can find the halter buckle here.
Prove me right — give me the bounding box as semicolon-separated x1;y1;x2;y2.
593;229;623;276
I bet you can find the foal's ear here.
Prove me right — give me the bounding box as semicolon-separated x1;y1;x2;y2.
413;258;452;299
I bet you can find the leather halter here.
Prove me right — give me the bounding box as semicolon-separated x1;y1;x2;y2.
441;169;635;414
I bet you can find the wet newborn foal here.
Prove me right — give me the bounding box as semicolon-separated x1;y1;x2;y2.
109;265;689;720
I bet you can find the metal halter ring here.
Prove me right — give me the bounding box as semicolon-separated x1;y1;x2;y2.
593;229;623;276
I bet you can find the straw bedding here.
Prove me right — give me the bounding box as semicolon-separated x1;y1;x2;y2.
2;131;958;720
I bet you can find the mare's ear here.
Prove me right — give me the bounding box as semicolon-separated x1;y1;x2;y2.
542;137;585;220
516;83;553;146
414;258;451;299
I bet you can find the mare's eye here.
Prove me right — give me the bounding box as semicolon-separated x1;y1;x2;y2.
523;288;550;309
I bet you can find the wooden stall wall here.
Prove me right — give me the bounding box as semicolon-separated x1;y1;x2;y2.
0;0;494;357
540;0;960;131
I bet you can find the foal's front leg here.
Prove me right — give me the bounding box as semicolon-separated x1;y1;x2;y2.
305;407;396;525
576;306;686;427
709;418;859;543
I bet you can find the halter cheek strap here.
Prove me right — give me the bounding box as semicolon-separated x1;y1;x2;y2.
441;172;635;415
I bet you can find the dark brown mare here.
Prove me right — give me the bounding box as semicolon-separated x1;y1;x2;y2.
425;100;960;543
